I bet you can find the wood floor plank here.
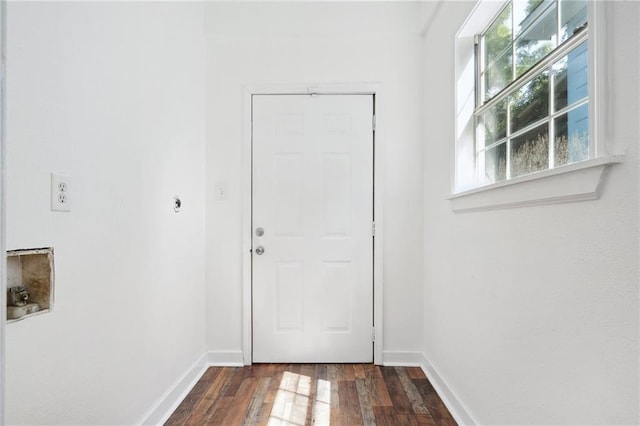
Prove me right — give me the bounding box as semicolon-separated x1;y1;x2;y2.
317;364;328;381
164;364;456;426
304;373;318;426
244;377;271;424
407;366;427;379
355;378;377;425
184;367;234;425
299;363;318;379
327;364;341;408
395;367;432;416
224;367;248;397
372;406;397;426
164;367;219;425
329;371;344;426
380;366;413;414
416;413;438;425
365;364;383;378
413;378;458;426
371;377;394;407
190;382;235;423
257;366;286;424
202;395;233;425
353;364;366;379
340;364;356;381
394;412;421;426
257;388;277;423
339;380;363;425
220;377;258;425
330;406;343;425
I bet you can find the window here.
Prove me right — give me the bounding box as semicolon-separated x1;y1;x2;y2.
453;1;621;211
475;0;589;185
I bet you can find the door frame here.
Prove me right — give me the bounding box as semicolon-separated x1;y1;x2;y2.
0;0;7;421
241;83;385;365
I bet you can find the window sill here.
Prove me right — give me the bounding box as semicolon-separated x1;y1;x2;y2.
449;155;624;213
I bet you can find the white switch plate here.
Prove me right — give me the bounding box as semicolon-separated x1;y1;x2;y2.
51;173;71;212
215;182;228;200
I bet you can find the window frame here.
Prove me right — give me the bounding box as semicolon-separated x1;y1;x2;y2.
474;0;590;185
451;0;621;211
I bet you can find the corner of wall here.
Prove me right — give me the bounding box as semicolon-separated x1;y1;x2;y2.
138;353;208;426
207;350;245;367
418;352;477;426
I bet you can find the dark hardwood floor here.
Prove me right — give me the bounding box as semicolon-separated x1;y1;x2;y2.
165;364;457;425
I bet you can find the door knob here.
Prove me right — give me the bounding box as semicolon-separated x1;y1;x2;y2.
255;246;265;255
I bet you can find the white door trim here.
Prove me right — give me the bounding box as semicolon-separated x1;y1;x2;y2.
1;0;7;421
241;83;385;365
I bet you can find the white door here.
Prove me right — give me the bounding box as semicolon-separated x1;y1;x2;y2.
252;94;374;363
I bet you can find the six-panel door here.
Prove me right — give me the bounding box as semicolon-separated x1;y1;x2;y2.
252;94;374;363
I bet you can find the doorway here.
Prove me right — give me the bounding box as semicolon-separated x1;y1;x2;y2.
251;94;374;363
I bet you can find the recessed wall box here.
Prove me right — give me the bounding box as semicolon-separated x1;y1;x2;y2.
7;247;55;323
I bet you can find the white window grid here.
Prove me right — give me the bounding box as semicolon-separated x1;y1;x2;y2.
473;0;589;183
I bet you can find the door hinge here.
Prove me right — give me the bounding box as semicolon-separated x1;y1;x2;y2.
372;326;376;342
372;221;376;237
372;114;376;131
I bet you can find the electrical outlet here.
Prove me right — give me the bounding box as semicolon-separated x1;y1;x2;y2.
51;173;71;212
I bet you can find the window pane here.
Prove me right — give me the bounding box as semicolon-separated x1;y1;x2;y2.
560;0;588;42
482;99;508;145
510;71;549;132
554;103;589;166
514;0;553;36
484;4;512;67
552;56;568;111
484;48;513;100
511;123;549;177
553;41;588;112
515;2;557;77
484;143;507;183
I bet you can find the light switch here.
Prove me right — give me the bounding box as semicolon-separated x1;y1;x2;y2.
215;182;228;201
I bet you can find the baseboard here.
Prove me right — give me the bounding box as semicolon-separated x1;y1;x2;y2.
207;350;245;366
418;352;477;426
137;353;208;425
382;350;424;366
136;350;245;425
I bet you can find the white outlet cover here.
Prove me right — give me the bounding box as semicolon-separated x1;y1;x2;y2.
51;173;71;212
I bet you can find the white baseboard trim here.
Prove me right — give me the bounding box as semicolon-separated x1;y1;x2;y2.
137;353;208;426
137;350;245;425
382;350;424;366
207;350;245;366
418;352;477;426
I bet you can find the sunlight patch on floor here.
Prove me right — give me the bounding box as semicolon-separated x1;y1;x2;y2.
268;371;331;426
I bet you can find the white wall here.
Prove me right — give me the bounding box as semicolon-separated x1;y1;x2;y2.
5;2;207;424
422;1;639;424
204;2;425;361
8;1;636;424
